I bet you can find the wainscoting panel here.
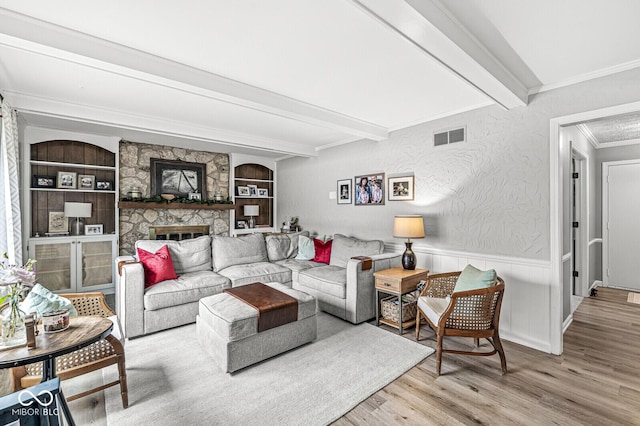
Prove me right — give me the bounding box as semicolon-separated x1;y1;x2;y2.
386;244;553;353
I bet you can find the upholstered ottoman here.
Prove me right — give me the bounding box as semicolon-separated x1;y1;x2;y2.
196;282;317;373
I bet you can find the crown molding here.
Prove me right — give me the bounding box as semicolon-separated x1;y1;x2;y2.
576;123;600;149
528;58;640;95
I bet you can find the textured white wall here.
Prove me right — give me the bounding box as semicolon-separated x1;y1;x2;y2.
278;68;640;262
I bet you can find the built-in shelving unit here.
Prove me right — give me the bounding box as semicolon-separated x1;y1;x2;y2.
24;132;120;294
230;154;276;236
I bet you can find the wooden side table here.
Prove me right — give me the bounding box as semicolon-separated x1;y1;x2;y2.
0;316;113;426
374;267;429;334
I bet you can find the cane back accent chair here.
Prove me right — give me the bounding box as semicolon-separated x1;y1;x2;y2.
415;271;506;376
9;292;128;408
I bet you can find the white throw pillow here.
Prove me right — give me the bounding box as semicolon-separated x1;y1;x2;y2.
295;235;315;260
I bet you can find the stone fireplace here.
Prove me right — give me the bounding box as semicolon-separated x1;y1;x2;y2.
118;141;230;255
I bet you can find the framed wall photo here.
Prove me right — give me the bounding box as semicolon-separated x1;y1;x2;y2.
95;181;113;191
354;173;385;205
388;176;415;201
237;186;250;196
32;175;56;188
257;188;269;197
150;158;206;198
84;224;103;235
337;179;352;204
78;174;95;190
57;171;77;189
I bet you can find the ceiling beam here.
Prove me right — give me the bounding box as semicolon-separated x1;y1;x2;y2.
0;8;388;142
8;91;319;157
351;0;528;109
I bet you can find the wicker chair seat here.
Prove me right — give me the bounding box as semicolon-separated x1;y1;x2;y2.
10;292;128;408
416;271;507;376
24;339;117;376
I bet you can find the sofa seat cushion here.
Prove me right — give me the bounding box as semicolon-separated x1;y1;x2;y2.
220;262;292;287
329;234;384;267
136;236;212;275
198;282;316;342
275;259;324;282
298;265;347;299
212;233;268;271
144;271;231;311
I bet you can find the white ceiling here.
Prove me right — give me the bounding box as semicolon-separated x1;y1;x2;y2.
1;0;639;158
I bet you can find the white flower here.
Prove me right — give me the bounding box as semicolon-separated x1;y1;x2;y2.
0;256;37;288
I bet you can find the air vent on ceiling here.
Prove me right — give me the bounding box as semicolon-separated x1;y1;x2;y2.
434;126;466;146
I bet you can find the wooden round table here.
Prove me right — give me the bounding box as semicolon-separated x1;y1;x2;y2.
0;316;113;425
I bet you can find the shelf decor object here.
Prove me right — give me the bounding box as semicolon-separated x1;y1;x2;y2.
393;215;425;270
64;202;92;236
244;205;259;229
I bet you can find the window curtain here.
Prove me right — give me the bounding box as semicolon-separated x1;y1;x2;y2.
0;99;22;264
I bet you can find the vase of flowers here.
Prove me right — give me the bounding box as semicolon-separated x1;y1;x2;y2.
0;254;36;346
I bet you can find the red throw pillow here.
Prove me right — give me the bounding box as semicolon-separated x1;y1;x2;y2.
137;245;178;288
312;238;333;264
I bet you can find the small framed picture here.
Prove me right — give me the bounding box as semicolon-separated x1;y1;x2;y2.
354;173;385;205
237;186;250;196
388;176;415;201
32;175;56;188
236;220;247;229
95;181;113;191
57;171;77;189
247;184;258;196
337;179;352;204
257;188;269;197
78;175;95;190
85;224;103;235
48;212;68;233
188;193;201;200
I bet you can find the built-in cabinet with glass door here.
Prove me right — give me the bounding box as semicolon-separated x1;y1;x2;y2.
26;138;118;294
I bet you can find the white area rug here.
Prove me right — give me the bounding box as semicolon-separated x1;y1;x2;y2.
104;312;433;425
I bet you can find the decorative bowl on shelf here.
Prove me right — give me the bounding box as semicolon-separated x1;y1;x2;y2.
160;194;175;201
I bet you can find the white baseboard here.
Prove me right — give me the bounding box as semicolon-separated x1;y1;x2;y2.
591;280;602;290
383;243;554;354
562;314;573;334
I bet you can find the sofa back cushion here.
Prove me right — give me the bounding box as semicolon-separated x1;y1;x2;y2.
265;231;310;261
135;236;212;275
329;234;384;267
211;233;268;271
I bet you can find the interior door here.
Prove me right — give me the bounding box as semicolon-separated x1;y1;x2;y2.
604;160;640;290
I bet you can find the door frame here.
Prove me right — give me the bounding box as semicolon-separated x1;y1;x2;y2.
571;148;589;297
602;158;640;288
550;99;640;355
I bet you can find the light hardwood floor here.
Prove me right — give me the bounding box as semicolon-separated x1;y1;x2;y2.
2;288;637;425
334;287;640;425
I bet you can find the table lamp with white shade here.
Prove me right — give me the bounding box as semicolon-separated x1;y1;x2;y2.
64;202;92;235
244;205;259;229
393;215;425;270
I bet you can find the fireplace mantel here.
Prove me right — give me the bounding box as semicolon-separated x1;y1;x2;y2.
118;201;234;210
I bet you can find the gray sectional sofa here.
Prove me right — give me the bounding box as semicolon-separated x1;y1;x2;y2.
115;231;401;338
